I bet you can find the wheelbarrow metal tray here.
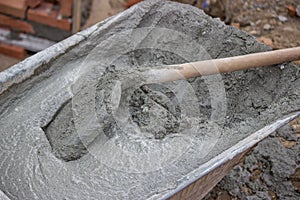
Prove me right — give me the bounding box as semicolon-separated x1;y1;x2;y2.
0;1;299;199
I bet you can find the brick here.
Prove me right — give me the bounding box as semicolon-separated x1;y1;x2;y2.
0;14;35;33
27;2;71;31
60;0;72;17
0;42;26;59
26;0;43;8
48;0;59;3
125;0;143;8
0;0;27;18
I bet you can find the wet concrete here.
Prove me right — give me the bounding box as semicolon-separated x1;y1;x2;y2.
0;0;299;199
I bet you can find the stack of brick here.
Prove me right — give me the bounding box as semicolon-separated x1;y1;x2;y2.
0;0;74;59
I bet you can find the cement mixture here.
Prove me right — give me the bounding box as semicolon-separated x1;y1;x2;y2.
0;0;299;199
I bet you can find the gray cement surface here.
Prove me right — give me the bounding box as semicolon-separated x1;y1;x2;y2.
0;0;299;199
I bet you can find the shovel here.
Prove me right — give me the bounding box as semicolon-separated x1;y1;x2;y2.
79;46;300;147
143;46;300;84
67;46;300;162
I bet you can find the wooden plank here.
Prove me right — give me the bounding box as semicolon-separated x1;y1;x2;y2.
0;42;26;59
0;0;27;18
27;2;71;31
0;14;35;33
72;0;81;33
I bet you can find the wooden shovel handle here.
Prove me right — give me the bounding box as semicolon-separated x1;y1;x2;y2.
145;47;300;83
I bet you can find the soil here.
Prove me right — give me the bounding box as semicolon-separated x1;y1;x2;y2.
220;0;300;49
204;124;300;200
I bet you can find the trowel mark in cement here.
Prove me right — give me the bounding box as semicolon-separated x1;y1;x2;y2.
42;99;87;161
129;84;181;139
41;82;183;161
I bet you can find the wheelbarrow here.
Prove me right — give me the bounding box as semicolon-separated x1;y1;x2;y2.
0;1;299;199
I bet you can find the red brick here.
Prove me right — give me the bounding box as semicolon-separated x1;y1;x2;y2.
0;42;26;59
0;14;35;33
26;0;43;8
48;0;59;3
27;2;71;31
125;0;143;8
60;0;72;17
0;0;27;18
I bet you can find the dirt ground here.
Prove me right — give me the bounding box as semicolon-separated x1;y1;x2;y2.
201;0;300;48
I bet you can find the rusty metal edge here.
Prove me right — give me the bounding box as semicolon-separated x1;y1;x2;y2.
161;111;300;199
